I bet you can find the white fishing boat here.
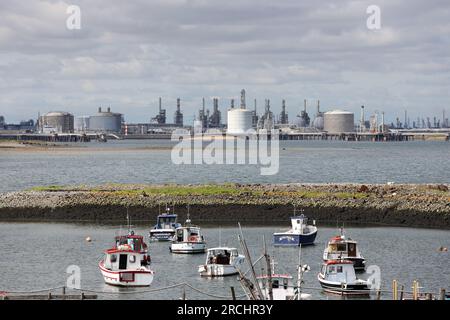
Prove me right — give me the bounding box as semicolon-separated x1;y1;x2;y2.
170;216;206;254
318;259;370;295
256;259;312;300
99;215;154;287
323;228;366;271
198;247;245;277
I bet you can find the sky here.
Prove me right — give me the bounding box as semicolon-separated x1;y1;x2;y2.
0;0;449;125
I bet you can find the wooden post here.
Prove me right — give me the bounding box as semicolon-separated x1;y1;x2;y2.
376;290;381;300
412;280;418;300
230;287;236;300
81;292;85;300
392;279;398;300
48;292;52;300
400;285;404;300
440;288;446;300
62;286;66;295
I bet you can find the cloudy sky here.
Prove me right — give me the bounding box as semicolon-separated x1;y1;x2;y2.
0;0;449;124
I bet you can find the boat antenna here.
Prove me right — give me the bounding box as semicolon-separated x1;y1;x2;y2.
126;207;131;234
186;204;191;226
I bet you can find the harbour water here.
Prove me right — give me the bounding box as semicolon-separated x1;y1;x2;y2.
0;222;448;300
1;140;449;192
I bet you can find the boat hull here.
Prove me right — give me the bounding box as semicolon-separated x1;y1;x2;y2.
273;230;317;246
198;264;240;277
170;242;207;254
99;261;154;287
318;275;369;295
149;229;175;241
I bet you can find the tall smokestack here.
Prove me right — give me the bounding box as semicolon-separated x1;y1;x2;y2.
202;97;205;112
98;107;101;113
177;98;180;111
317;100;320;114
360;105;365;132
282;99;286;112
159;97;162;112
231;99;234;109
304;99;307;112
240;89;246;109
254;99;257;112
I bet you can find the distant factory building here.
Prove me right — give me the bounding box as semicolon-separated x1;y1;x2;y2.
251;99;259;128
173;98;183;127
74;116;90;132
88;107;123;133
323;110;355;133
151;97;166;124
227;89;253;135
199;98;208;129
294;100;311;127
208;98;221;128
258;99;275;130
311;100;324;130
39;111;74;133
278;99;289;124
0;115;5;128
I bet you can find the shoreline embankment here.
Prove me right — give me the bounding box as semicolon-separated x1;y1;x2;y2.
0;183;449;229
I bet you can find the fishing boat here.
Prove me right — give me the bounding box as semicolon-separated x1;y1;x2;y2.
198;247;245;277
170;215;206;254
273;213;317;246
149;207;181;241
99;216;154;287
317;259;370;295
323;228;366;271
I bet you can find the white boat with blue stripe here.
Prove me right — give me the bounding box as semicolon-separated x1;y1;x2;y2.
273;214;317;246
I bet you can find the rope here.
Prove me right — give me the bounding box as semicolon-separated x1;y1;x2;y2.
1;285;66;294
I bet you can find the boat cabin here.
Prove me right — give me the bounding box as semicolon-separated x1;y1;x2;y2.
290;215;315;234
257;274;295;300
206;248;239;265
155;214;178;230
326;236;358;257
175;226;204;243
320;260;356;283
103;249;143;273
114;234;147;253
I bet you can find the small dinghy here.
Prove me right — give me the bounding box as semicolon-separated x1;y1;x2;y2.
273;213;317;246
170;215;206;254
198;247;245;277
323;228;366;271
317;259;369;295
149;207;181;241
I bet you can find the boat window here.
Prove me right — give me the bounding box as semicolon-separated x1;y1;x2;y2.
272;279;279;289
337;244;347;252
337;266;343;273
297;220;301;224
328;266;336;273
110;254;117;263
129;255;136;263
283;279;289;289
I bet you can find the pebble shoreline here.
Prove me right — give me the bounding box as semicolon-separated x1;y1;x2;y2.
0;183;449;229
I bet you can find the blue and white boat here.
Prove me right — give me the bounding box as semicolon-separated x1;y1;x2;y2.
273;214;317;246
149;207;182;241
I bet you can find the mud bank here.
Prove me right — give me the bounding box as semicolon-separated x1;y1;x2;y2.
0;183;449;228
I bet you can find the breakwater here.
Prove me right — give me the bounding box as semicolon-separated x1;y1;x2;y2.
0;183;449;228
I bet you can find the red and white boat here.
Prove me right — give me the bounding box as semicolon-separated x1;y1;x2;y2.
99;228;154;287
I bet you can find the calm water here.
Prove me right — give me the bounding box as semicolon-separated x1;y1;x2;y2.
0;140;449;192
0;222;448;300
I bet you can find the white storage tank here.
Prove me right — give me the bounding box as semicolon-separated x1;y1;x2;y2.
89;107;122;133
74;116;90;132
39;111;74;133
227;108;253;135
323;110;355;133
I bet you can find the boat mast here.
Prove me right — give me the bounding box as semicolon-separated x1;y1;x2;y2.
238;223;264;299
263;235;273;300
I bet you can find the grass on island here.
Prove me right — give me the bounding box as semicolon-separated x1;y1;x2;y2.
29;183;369;199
